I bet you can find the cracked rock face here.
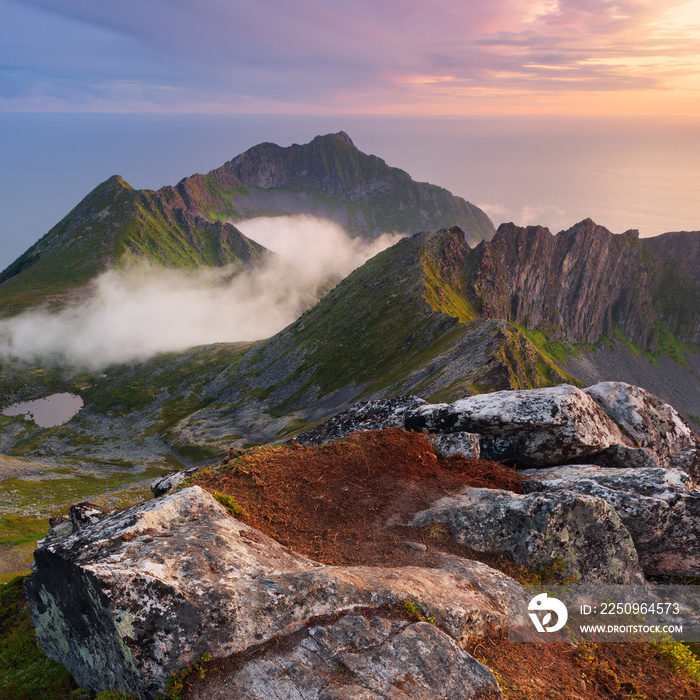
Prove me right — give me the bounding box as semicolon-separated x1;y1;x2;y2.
25;487;517;699
410;487;644;585
189;614;503;700
583;382;700;478
522;465;700;577
404;385;625;467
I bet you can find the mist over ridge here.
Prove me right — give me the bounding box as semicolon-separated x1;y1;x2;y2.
0;216;402;369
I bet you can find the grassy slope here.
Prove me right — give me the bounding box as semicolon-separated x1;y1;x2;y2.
0;177;267;316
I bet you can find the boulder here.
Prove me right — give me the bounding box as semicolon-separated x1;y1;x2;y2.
26;486;518;699
188;614;503;700
522;465;700;577
68;501;110;531
409;487;644;584
295;396;427;446
47;515;73;539
150;466;200;497
425;431;481;459
404;385;625;467
583;382;700;477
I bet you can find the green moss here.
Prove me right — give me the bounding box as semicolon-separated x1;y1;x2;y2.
169;442;222;463
655;639;700;684
401;600;436;625
0;576;77;699
0;466;169;515
210;492;245;518
510;323;582;363
421;252;477;323
612;320;699;369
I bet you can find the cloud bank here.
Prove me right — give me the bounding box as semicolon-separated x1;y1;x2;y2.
0;216;402;369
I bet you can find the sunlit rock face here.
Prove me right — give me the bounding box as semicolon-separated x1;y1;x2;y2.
188;615;504;700
470;221;700;347
25;486;514;698
583;382;700;477
405;385;625;467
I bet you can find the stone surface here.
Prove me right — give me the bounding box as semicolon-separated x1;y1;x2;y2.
410;487;644;584
294;396;427;446
68;501;110;531
189;614;503;700
522;464;700;577
47;515;73;539
26;486;517;698
425;431;481;459
583;382;700;477
405;384;625;467
150;467;200;497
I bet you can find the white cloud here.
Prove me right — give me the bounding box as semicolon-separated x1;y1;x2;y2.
0;216;403;368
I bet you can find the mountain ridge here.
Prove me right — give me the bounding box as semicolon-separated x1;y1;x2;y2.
159;131;495;243
0;175;268;315
0;132;494;314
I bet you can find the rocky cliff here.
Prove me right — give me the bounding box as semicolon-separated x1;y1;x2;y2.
464;219;700;349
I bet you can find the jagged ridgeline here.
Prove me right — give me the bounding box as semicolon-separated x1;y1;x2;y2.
153;221;699;453
0;132;494;315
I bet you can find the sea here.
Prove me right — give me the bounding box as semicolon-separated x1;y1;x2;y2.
1;113;699;270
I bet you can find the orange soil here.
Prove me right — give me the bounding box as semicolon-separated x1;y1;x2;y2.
192;426;522;567
468;631;700;700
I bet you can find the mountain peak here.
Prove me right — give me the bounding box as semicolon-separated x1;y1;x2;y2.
310;131;355;148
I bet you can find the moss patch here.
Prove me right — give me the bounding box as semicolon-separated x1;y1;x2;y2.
0;576;78;699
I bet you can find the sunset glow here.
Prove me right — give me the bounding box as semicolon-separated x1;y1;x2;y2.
1;0;699;114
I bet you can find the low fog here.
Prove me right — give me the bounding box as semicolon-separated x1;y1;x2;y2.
0;216;403;369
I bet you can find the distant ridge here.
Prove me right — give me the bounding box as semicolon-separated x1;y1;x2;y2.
0;133;494;314
159;132;495;244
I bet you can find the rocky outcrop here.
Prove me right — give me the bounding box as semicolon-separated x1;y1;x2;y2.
26;486;518;698
150;466;200;497
405;384;625;467
522;465;700;577
188;614;503;700
68;501;109;531
425;431;481;459
296;383;699;473
583;382;700;477
410;487;644;584
295;396;427;446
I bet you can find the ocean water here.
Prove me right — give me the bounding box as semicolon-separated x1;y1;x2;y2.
1;113;699;270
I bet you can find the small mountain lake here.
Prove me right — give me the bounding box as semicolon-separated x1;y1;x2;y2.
2;393;84;427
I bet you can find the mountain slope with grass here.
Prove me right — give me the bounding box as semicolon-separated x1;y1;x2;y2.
0;132;494;316
0;175;268;315
159;131;495;244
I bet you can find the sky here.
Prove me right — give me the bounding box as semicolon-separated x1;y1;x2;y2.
2;0;700;115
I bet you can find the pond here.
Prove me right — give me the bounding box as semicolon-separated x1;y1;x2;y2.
2;393;84;428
